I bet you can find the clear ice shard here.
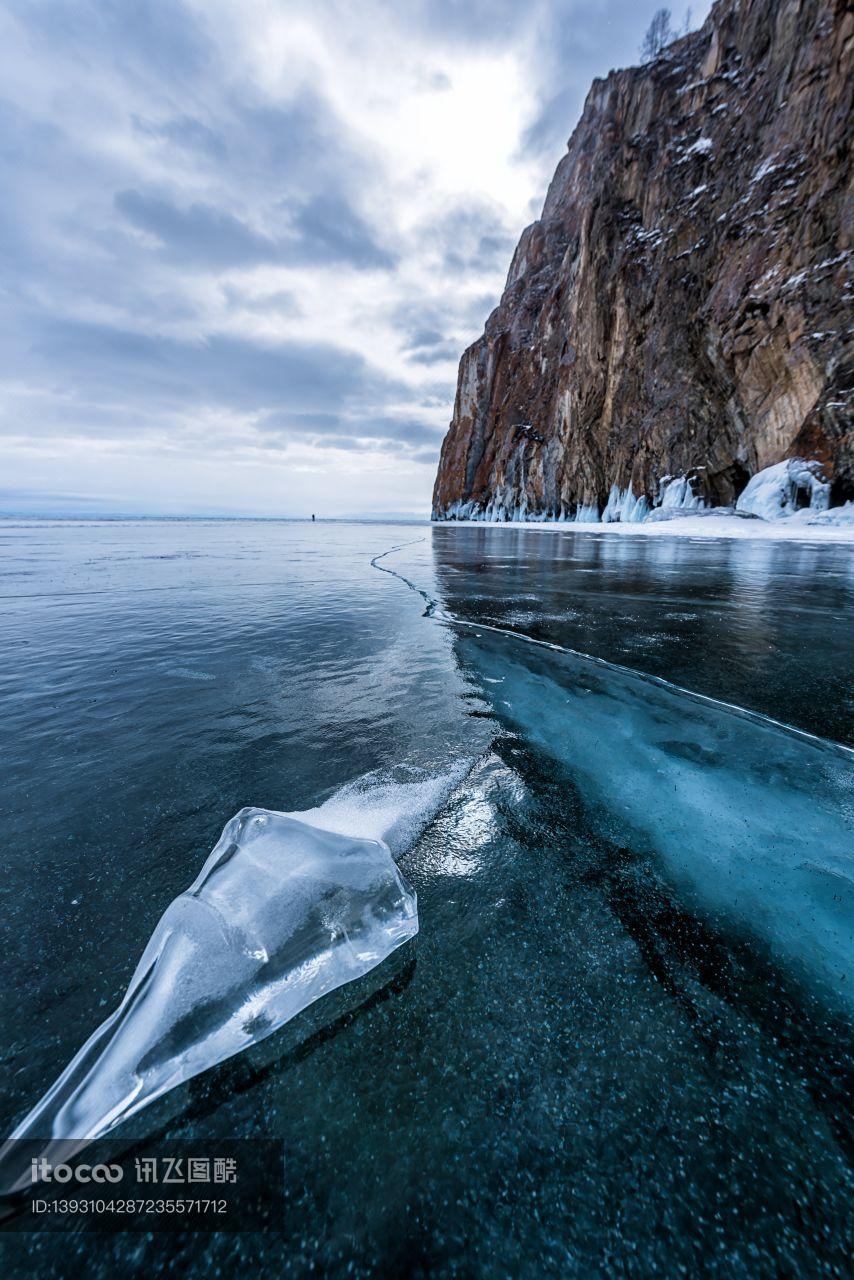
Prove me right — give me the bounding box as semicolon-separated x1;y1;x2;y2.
5;805;418;1163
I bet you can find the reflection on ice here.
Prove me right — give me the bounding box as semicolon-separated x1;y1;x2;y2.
431;792;498;877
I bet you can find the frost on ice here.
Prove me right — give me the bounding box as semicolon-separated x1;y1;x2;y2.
736;458;830;520
5;802;419;1166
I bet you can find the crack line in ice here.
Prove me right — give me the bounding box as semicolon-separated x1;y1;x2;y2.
373;541;854;760
371;538;435;617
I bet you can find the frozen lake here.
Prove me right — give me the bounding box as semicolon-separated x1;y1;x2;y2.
0;519;851;1277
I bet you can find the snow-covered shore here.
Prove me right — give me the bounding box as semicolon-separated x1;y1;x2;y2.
436;460;854;543
438;509;854;543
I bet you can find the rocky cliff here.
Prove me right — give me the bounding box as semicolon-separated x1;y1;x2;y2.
432;0;852;521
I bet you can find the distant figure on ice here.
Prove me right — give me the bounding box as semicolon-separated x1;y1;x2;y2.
311;514;315;521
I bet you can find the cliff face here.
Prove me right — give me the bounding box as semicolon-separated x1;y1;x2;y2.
432;0;853;521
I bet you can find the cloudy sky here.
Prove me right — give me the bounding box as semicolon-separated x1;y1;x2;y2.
0;0;706;518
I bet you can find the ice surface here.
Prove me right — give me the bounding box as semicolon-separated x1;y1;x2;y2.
456;627;854;1015
736;458;830;520
4;793;426;1175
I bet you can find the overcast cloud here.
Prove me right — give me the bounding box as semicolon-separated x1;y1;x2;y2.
0;0;706;517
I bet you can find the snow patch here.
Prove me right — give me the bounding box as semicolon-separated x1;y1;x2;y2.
750;155;779;184
788;501;854;528
292;764;469;858
685;136;713;156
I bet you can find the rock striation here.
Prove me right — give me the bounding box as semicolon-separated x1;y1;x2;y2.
432;0;853;521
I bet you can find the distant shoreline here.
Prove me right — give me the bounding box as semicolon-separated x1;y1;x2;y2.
0;514;429;525
3;513;852;542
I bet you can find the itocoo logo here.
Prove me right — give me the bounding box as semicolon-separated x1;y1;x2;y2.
31;1158;123;1184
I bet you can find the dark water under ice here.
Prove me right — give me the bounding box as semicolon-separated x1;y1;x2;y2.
0;519;851;1278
